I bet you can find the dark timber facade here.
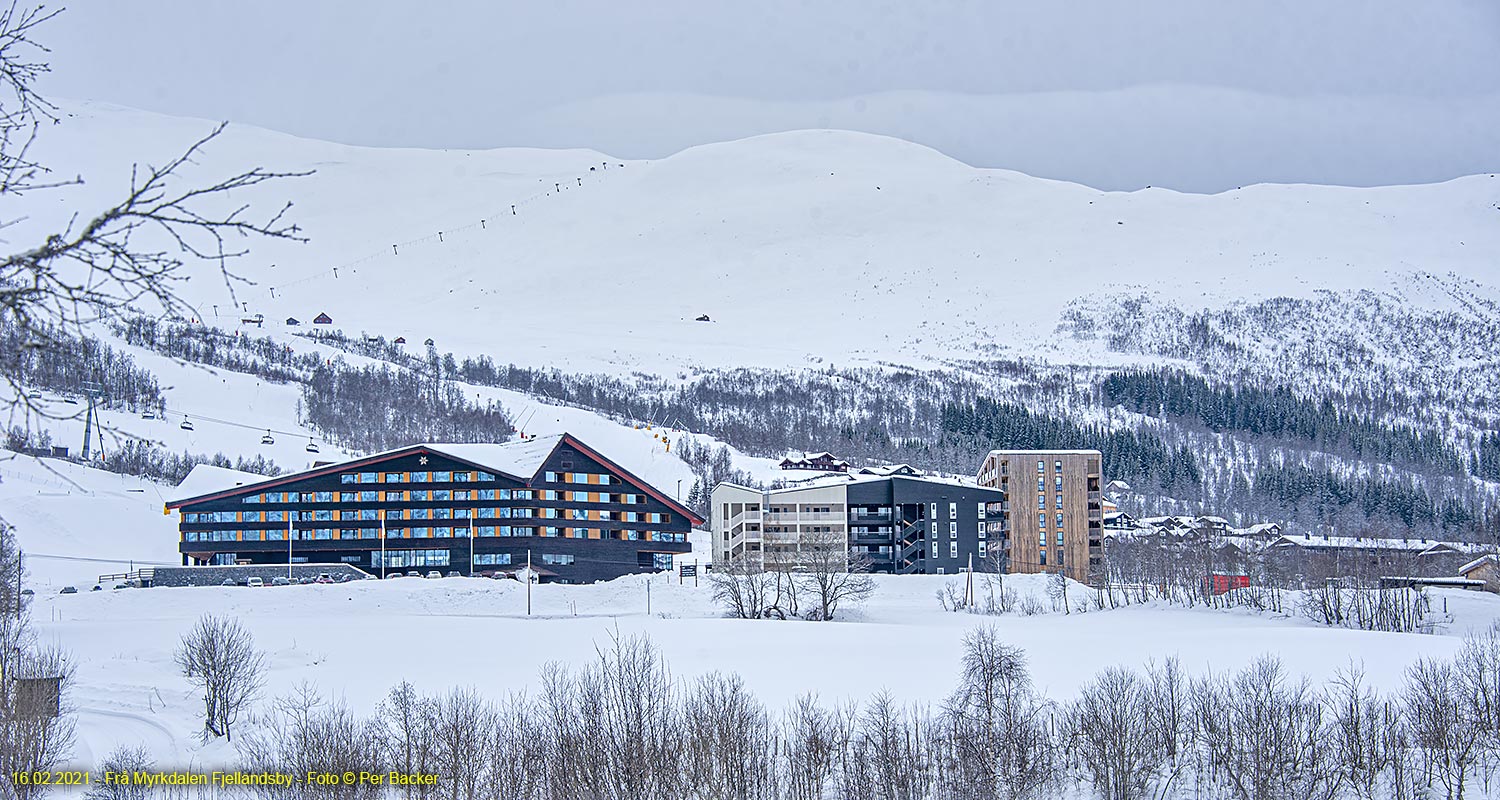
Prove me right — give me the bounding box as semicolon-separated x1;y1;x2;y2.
712;475;1008;575
166;434;701;584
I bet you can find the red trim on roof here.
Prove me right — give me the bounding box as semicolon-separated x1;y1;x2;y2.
558;434;705;526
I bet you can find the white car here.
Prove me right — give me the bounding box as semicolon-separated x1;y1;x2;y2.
246;576;264;588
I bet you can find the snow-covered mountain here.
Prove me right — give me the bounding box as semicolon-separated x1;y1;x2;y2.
23;100;1500;376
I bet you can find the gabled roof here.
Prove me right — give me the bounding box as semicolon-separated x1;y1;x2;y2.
164;432;704;525
171;464;270;503
1460;554;1499;576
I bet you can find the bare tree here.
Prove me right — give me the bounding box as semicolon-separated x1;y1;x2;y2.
1191;656;1341;800
84;745;153;800
684;672;779;800
936;625;1056;800
174;614;265;742
0;519;74;800
239;683;385;800
1404;656;1481;800
780;694;853;800
1066;667;1161;800
795;527;875;621
0;4;305;431
707;553;780;620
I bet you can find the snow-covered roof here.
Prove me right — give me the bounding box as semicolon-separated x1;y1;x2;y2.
1460;554;1499;576
426;435;565;480
1270;534;1474;554
168;464;274;504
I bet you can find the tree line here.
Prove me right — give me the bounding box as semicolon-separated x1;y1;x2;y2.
1100;368;1462;475
109;619;1500;800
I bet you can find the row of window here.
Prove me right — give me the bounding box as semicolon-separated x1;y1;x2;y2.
1038;476;1064;491
542;471;612;486
189;507;670;524
182;527;686;543
1039;531;1065;546
928;521;988;539
372;549;451;568
1039;512;1066;529
342;470;498;485
244;488;536;505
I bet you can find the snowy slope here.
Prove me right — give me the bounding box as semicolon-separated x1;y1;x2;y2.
19;101;1500;375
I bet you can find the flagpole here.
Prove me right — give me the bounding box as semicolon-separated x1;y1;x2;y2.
381;510;387;580
526;549;532;616
287;514;294;580
469;510;475;577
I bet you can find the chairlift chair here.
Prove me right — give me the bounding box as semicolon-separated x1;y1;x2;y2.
260;430;275;446
180;417;194;431
305;438;320;454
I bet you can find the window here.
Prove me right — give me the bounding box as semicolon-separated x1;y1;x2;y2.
478;489;496;500
341;528;358;539
977;502;985;518
1039;550;1046;566
433;489;452;501
1056;531;1064;546
476;526;496;537
949;502;957;519
341;474;356;484
314;509;333;521
545;471;559;483
478;507;496;519
477;471;496;481
1055;460;1063;473
1037;460;1044;473
542;490;559;501
1037;477;1044;492
434;526;452;538
265;510;286;522
243;495;261;504
929;503;937;519
360;472;377;483
979;541;988;558
1038;495;1045;510
411;471;430;483
300;492;315;502
1056;512;1064;527
454;490;470;501
541;526;561;537
434;508;452;519
359;490;378;502
373;549;450;568
411;509;430;520
341;492;357;502
949;521;957;537
1039;516;1046;529
1055;476;1062;490
474;553;512;566
361;509;378;521
541;553;575;565
410;489;430;501
384;472;404;483
978;524;986;539
1039;531;1046;545
1055;495;1063;509
950;542;958;559
434;471;451;482
453;472;471;482
514;490;533;500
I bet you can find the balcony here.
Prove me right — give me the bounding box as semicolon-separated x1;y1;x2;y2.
852;530;893;545
849;509;892;522
764;512;845;523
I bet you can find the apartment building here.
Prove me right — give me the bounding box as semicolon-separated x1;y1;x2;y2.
711;474;1007;575
165;433;701;583
976;450;1103;582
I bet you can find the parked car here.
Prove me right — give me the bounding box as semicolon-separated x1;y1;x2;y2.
59;586;77;594
112;583;128;590
335;574;352;583
247;576;265;588
405;570;421;578
425;570;442;579
315;573;334;584
446;570;462;578
385;572;402;579
20;588;33;596
298;576;315;584
272;576;291;586
91;584;103;592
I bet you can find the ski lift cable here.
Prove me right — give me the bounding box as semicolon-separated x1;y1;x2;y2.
158;407;320;441
252;171;604;299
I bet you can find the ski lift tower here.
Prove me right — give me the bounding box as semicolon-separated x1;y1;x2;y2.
80;381;107;460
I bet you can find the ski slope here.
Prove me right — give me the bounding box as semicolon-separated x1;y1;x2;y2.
19;101;1500;375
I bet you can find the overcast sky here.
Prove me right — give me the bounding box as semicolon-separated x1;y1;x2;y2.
41;1;1500;191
